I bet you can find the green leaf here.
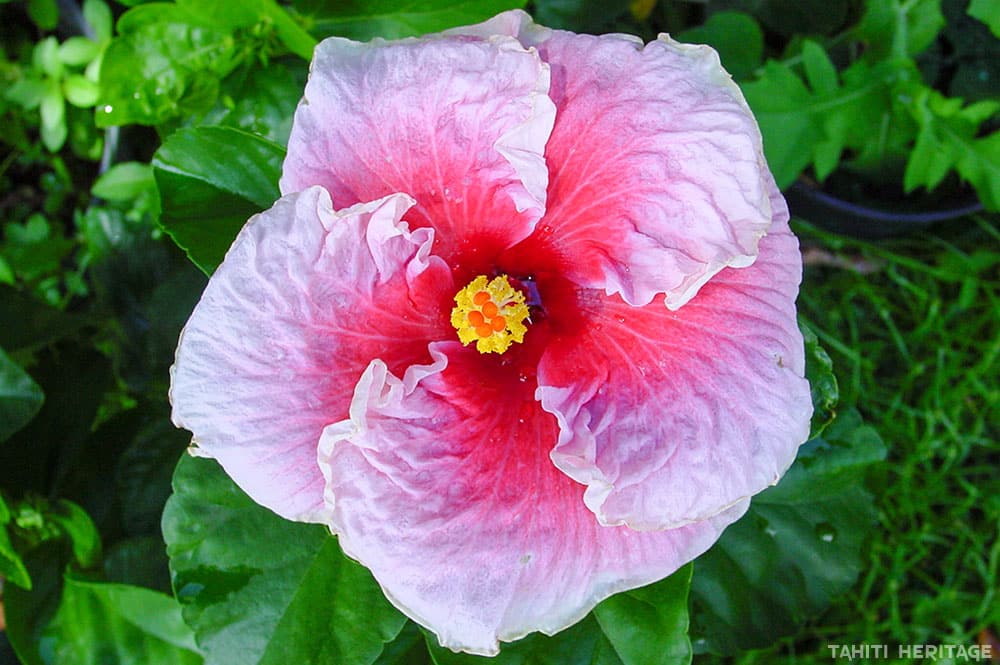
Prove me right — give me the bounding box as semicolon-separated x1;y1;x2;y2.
529;0;630;33
92;162;157;202
374;622;432;665
83;0;114;43
116;413;191;536
0;347;115;498
0;347;44;442
956;132;1000;211
1;213;76;281
153;126;284;274
45;500;102;570
63;75;99;108
4;541;67;665
801;321;838;438
425;566;693;664
800;40;837;96
689;409;886;654
40;576;203;665
175;0;317;60
0;495;32;589
39;81;67;152
742;61;820;186
0;525;32;588
853;0;944;59
426;616;624;665
103;536;172;592
592;565;693;665
33;37;63;79
0;286;91;355
676;12;763;81
969;0;1000;37
902;84;1000;210
3;498;108;664
5;77;48;110
27;0;58;30
162;455;408;665
58;37;101;67
742;57;898;186
197;59;307;145
297;0;528;41
97;9;240;127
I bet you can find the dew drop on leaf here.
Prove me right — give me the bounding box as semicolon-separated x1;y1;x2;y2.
815;522;837;543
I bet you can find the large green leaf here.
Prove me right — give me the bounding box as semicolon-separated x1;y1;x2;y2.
152;126;284;274
162;455;408;665
425;565;693;665
0;346;44;443
689;409;886;654
39;576;203;665
296;0;528;41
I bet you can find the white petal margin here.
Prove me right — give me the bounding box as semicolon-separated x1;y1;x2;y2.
452;10;773;309
170;186;451;522
318;342;748;655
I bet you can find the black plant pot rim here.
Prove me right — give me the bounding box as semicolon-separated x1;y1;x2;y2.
785;179;983;239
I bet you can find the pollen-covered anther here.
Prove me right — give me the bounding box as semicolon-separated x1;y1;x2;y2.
451;275;530;354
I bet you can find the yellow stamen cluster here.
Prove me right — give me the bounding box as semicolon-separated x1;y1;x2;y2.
451;275;530;354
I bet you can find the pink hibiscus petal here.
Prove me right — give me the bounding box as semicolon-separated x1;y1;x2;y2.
537;186;812;530
280;34;555;271
170;186;452;521
318;342;748;655
453;10;773;308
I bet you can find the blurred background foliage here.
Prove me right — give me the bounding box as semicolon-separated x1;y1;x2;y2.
0;0;996;663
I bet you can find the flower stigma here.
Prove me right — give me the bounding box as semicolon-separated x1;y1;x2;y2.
451;275;530;354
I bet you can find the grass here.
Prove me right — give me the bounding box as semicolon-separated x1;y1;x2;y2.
717;214;1000;663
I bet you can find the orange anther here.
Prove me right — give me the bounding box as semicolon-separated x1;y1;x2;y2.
475;324;493;338
491;316;506;332
467;311;485;326
473;291;491;306
481;301;499;318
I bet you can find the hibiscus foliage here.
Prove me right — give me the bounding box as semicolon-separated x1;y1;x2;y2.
1;0;995;664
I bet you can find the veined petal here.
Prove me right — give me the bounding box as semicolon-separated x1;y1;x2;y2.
281;34;555;271
318;342;746;655
458;10;773;308
537;187;811;530
170;186;452;521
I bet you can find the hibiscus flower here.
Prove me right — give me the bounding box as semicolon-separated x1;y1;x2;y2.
170;10;812;656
